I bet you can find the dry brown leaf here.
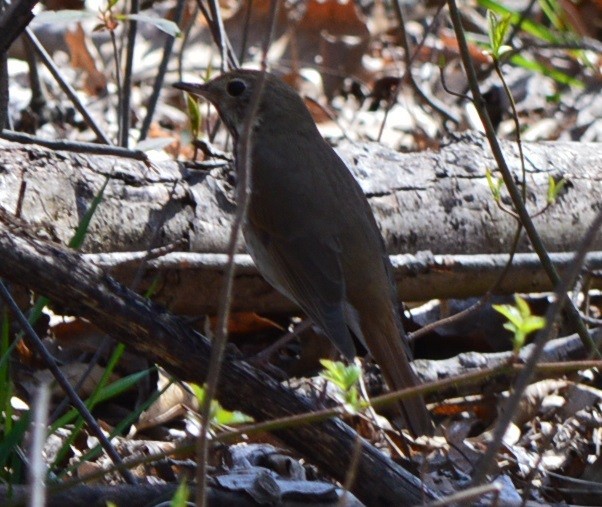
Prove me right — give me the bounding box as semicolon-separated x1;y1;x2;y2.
64;24;107;96
297;0;369;38
76;460;104;481
134;373;195;433
295;0;370;96
223;0;290;55
208;311;283;335
515;379;569;426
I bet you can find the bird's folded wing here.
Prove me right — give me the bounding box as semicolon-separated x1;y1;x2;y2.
264;234;357;360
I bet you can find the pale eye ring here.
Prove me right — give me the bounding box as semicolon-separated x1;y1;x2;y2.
227;79;246;97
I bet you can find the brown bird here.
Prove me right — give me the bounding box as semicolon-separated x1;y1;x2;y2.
174;70;432;437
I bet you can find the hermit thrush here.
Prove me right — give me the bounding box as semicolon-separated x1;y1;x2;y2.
174;70;432;436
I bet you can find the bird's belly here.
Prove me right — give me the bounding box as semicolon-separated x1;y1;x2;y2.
244;224;296;302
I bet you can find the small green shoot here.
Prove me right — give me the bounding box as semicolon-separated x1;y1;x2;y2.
486;169;504;203
493;295;546;353
437;54;447;69
170;480;190;507
478;0;560;42
477;0;584;87
547;176;567;204
487;10;512;59
186;93;202;141
190;384;252;427
319;360;362;411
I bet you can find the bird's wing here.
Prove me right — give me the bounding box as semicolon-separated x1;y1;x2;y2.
250;228;357;360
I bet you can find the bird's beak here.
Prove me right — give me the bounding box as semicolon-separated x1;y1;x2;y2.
173;81;209;98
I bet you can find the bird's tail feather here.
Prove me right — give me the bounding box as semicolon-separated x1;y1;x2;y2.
363;310;433;437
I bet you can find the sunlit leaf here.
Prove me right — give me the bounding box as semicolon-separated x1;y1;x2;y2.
125;13;181;37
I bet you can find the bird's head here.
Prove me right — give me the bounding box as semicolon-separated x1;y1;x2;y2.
174;69;314;140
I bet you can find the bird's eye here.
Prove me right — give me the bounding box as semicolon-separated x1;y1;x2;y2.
227;79;246;97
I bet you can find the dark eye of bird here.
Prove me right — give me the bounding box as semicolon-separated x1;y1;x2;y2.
227;79;246;97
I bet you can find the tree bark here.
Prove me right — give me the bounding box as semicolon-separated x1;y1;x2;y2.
0;211;436;505
0;131;601;316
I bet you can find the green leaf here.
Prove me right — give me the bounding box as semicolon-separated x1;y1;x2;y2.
125;13;181;37
485;169;503;202
515;294;531;317
494;303;522;327
213;404;253;426
343;388;361;414
538;0;564;30
189;384;251;426
510;54;583;87
50;369;153;432
487;11;512;58
93;369;152;404
477;0;559;42
319;359;360;392
479;0;583;85
547;176;567;204
69;177;109;249
521;315;546;335
171;481;190;507
493;295;545;352
186;93;202;139
0;412;29;472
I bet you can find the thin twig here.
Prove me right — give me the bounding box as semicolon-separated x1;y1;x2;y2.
410;223;523;342
194;1;279;504
195;0;239;70
0;281;137;485
410;67;529;339
119;0;140;148
28;382;50;507
24;27;112;145
177;3;198;80
139;0;187;141
493;60;526;202
379;0;458;144
0;0;37;53
0;130;149;161
194;72;267;507
206;0;230;71
471;207;602;485
237;0;254;64
447;0;593;354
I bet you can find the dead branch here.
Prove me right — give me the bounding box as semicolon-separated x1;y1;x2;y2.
0;210;437;505
1;132;600;314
